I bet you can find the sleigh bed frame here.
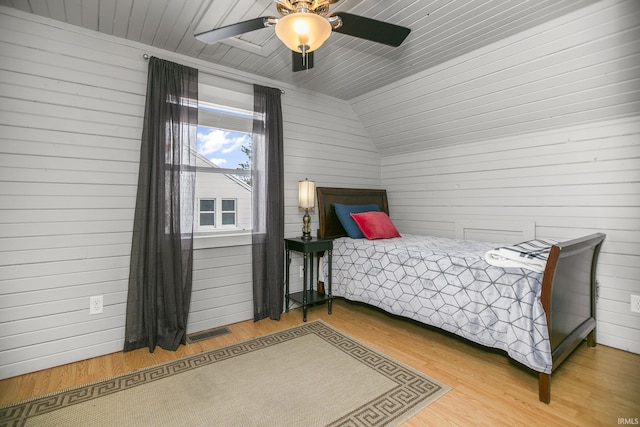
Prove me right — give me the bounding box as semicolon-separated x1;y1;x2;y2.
316;186;605;403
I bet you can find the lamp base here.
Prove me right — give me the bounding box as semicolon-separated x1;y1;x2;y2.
301;210;312;240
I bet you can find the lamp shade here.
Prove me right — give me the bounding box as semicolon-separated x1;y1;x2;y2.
298;179;315;209
275;13;332;53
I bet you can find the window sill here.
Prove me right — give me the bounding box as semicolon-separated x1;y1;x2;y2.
194;232;252;249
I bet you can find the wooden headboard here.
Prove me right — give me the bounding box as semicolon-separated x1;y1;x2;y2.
316;187;389;239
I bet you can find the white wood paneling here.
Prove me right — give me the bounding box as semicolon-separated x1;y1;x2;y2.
0;5;143;377
0;7;381;379
380;117;640;354
347;0;640;355
455;220;535;243
0;0;601;101
352;0;640;155
189;245;253;333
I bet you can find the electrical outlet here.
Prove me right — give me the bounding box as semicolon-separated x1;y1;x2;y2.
631;294;640;313
90;295;103;315
299;266;304;278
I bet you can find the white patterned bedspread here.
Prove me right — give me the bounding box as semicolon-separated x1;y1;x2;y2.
322;234;552;373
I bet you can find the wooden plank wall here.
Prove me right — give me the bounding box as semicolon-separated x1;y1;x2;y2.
351;0;639;156
350;0;640;354
0;6;380;379
378;118;640;354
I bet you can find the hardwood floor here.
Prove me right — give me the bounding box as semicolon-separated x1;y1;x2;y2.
1;299;639;426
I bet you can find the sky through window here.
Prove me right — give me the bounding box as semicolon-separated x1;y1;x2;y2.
196;102;253;169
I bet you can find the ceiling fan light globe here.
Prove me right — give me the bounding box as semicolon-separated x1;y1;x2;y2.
275;13;331;53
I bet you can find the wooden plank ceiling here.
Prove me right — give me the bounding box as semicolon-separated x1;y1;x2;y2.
0;0;599;101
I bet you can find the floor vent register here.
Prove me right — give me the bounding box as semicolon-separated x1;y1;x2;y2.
187;327;231;343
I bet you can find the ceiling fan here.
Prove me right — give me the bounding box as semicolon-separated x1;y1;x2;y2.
195;0;411;72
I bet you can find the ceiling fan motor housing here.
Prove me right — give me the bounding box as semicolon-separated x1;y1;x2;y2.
276;0;338;17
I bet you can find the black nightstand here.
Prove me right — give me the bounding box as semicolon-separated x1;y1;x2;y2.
285;237;332;322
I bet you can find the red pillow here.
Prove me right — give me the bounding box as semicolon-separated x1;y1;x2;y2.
350;211;401;240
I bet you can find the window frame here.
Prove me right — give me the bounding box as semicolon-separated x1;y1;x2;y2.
220;198;237;227
194;79;254;246
198;198;217;229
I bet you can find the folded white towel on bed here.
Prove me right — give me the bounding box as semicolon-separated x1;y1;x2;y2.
484;238;559;273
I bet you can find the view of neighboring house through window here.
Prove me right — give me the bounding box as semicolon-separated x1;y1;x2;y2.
196;81;253;233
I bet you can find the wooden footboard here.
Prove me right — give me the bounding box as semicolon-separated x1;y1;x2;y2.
538;233;606;403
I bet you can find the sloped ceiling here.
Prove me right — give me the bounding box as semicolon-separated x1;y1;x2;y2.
0;0;599;101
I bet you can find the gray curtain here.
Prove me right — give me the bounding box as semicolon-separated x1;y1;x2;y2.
124;57;198;352
252;84;285;321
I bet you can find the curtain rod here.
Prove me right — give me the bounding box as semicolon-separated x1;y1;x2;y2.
142;53;284;94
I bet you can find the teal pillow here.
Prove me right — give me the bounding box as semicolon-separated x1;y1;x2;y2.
334;203;381;238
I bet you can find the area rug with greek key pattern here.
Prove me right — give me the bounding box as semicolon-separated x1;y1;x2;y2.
0;320;449;427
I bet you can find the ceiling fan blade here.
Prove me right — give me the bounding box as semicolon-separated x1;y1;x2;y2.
195;17;272;44
292;51;314;72
333;12;410;47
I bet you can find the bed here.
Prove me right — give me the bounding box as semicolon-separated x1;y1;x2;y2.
316;187;605;404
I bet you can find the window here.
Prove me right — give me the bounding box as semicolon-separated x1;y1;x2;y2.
221;199;237;226
199;199;216;227
198;198;237;229
195;79;253;235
